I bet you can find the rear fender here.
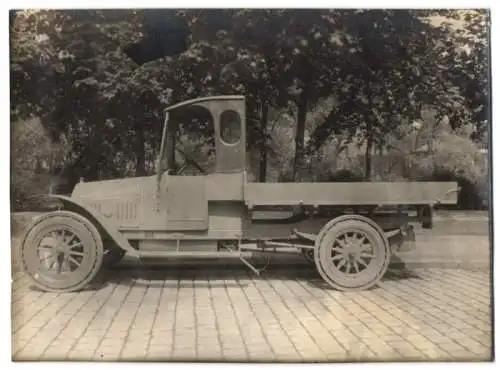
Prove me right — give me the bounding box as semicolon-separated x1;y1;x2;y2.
23;194;138;257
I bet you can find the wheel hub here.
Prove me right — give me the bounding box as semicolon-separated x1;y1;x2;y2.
33;229;89;276
343;246;360;259
54;245;67;254
332;234;371;273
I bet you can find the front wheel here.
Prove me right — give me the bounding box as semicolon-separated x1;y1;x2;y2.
314;215;390;291
20;211;104;293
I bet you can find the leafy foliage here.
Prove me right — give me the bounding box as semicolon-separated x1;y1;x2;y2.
10;9;490;209
11;117;70;209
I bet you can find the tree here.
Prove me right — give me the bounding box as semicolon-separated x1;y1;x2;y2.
446;10;489;143
10;10;181;184
11;117;70;209
10;8;489;204
183;10;479;182
179;9;348;181
216;9;294;181
124;10;189;65
305;9;469;180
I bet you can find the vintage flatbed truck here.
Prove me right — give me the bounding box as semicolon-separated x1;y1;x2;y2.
19;95;459;293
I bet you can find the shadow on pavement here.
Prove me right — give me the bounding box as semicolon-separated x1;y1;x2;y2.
66;260;423;292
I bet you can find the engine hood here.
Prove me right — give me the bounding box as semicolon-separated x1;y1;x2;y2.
71;176;154;201
70;176;158;225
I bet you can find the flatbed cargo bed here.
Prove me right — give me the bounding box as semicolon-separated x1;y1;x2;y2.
244;181;458;207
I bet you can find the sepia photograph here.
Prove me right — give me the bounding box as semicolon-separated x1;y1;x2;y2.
8;5;493;364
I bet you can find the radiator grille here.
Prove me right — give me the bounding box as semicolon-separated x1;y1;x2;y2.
87;199;138;221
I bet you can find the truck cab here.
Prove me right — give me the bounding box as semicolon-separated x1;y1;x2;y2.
158;95;247;176
155;95;248;231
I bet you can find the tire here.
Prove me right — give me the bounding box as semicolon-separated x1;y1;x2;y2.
314;215;390;291
20;211;104;293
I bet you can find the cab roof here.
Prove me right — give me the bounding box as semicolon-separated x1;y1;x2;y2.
164;95;245;112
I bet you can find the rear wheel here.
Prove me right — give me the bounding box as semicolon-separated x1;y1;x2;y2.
314;215;390;291
20;211;104;293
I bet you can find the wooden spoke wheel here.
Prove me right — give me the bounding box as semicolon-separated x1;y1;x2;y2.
103;245;126;268
21;212;104;293
314;215;390;291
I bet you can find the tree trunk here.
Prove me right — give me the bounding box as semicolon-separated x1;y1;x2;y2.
135;123;146;176
292;92;308;181
364;133;373;181
258;104;269;182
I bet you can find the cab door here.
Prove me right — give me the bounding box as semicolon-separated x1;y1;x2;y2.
160;172;208;231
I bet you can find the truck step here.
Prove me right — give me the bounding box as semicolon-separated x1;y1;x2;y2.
137;250;253;259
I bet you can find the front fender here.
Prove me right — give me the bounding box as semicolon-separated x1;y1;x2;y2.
22;194;139;257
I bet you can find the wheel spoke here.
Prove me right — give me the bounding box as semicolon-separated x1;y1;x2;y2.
353;261;360;273
360;252;375;258
38;247;55;260
337;259;347;270
52;254;60;272
67;255;81;268
339;238;350;248
359;244;372;252
357;257;369;268
61;258;71;272
69;243;83;250
56;258;63;274
357;236;368;247
345;261;352;273
37;244;54;252
39;256;54;265
50;231;60;244
69;250;85;257
64;234;77;247
331;254;343;261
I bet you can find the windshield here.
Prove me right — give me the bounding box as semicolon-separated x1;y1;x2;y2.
159;107;215;176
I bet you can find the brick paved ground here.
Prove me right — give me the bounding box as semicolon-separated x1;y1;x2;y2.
11;266;492;362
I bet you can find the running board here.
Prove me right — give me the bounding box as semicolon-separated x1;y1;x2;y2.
138;251;253;259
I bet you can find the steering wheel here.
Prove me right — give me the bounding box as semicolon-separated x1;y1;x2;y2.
174;147;207;175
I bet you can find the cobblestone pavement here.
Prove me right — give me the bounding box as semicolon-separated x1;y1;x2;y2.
11;266;492;362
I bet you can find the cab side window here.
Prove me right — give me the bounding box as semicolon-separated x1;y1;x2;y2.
219;110;241;145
